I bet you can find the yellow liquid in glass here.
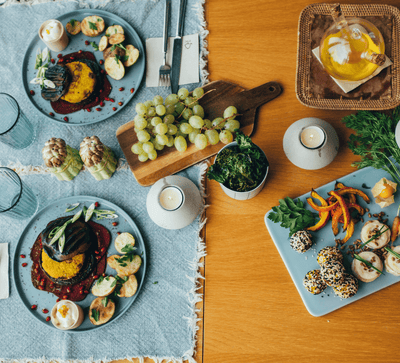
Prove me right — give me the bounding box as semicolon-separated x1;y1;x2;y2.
320;29;383;81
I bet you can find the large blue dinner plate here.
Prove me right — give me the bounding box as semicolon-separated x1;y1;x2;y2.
14;195;147;332
265;166;400;317
22;9;145;125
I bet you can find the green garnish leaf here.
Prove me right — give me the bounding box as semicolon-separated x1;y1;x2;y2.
110;44;117;51
69;19;76;27
90;41;99;51
153;281;158;285
110;279;117;288
91;308;100;322
89;21;98;30
102;297;108;307
267;197;318;237
385;247;400;260
58;233;65;253
115;28;117;34
97;18;102;22
121;55;129;62
97;275;104;285
354;253;384;275
121;244;136;253
65;203;79;212
114;55;120;65
207;130;269;192
117;44;127;51
85;203;96;222
342;108;400;185
71;209;83;223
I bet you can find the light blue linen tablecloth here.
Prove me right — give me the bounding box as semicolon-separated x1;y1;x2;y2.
0;0;208;361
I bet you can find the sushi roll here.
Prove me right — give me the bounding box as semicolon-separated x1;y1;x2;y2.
303;269;327;295
290;230;313;253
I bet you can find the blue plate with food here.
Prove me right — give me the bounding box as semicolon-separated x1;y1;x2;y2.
265;166;400;317
14;195;146;332
22;9;145;125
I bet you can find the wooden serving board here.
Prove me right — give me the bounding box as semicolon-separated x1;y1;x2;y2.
116;80;282;186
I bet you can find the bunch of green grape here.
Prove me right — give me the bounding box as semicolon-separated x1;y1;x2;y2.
131;87;240;162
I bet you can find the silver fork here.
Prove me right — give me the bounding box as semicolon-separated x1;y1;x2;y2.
159;0;171;87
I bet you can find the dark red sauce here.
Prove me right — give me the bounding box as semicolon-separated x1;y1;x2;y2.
50;51;112;115
30;220;111;302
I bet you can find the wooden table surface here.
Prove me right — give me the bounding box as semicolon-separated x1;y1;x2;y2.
201;0;400;362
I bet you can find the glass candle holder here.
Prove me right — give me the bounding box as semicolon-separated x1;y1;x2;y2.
159;186;184;211
300;126;326;149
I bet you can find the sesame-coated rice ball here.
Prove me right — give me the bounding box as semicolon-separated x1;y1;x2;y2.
320;259;345;286
290;230;313;253
303;269;327;295
333;273;358;299
317;246;343;267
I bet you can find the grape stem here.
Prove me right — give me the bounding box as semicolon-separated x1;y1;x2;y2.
208;113;242;131
177;88;216;120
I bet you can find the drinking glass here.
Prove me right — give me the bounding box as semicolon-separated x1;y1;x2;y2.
0;168;38;220
0;93;36;149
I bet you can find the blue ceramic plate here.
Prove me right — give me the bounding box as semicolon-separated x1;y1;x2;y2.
265;166;400;317
14;195;146;332
22;9;145;125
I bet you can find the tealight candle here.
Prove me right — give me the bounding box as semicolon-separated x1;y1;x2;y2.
159;186;184;211
300;126;326;149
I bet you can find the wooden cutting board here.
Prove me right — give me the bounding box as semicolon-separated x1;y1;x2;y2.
116;80;282;186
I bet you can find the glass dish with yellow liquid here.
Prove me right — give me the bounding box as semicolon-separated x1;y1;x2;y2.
319;5;386;82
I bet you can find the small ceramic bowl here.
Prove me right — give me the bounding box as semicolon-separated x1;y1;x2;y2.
213;141;269;201
51;300;84;330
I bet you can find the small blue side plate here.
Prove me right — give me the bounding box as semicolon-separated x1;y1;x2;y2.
22;9;145;125
14;195;147;332
265;166;400;317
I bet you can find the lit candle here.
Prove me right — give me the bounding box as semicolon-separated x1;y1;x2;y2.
300;126;326;149
159;186;184;211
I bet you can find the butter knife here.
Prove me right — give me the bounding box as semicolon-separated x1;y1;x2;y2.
170;0;187;94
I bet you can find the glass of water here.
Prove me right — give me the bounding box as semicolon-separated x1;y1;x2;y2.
0;93;36;149
0;168;38;220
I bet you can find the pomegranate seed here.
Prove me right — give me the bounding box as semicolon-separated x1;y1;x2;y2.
96;107;101;111
34;268;39;273
66;287;71;293
99;59;104;65
62;295;68;300
49;283;54;288
95;97;99;102
95;202;99;207
94;250;99;254
101;69;105;74
70;56;75;60
56;298;61;302
22;263;28;267
86;108;91;112
41;278;45;282
112;107;117;111
49;112;54;117
100;101;105;107
46;316;51;322
59;59;64;63
37;277;41;282
78;50;82;54
100;247;105;253
102;273;106;277
119;87;124;91
104;97;110;101
51;58;55;63
31;304;37;310
118;102;123;106
63;116;69;122
42;308;49;314
79;290;84;294
29;90;35;96
85;40;89;45
117;232;121;235
20;254;26;258
96;255;101;260
84;290;89;294
38;286;44;290
93;275;99;279
40;281;45;287
110;98;115;103
130;88;135;93
57;54;62;58
112;222;118;226
99;89;103;93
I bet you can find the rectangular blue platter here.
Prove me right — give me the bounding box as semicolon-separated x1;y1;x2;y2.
265;166;400;317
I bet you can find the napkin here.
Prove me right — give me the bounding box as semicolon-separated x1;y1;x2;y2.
312;47;393;93
0;243;9;299
146;33;200;88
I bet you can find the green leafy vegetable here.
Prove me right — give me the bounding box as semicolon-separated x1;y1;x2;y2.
114;55;120;65
121;244;136;253
102;297;108;307
91;308;100;322
342;108;400;184
69;19;76;27
153;281;158;285
117;44;127;51
88;21;98;31
110;279;117;288
90;41;99;51
115;253;134;266
267;197;317;237
207;130;269;192
121;55;129;62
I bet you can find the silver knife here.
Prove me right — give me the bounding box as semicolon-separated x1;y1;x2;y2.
170;0;187;95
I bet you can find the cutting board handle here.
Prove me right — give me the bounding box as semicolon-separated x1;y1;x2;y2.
233;81;283;111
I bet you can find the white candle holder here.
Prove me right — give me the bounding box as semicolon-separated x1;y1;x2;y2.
146;176;203;230
283;117;339;170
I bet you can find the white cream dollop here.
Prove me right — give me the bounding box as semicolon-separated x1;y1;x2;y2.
42;21;61;41
52;301;78;329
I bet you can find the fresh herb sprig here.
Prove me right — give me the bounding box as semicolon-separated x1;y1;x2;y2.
385;246;400;260
268;197;317;237
88;21;98;30
342;108;400;184
354;253;384;275
91;308;100;322
90;41;99;51
115;253;135;267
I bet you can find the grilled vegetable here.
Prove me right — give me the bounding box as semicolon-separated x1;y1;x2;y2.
41;65;71;101
98;36;108;51
103;45;125;60
106;25;124;37
104;56;125;80
117;274;138;297
123;45;140;67
81;15;105;37
89;297;115;325
66;19;81;35
92;276;117;296
109;33;125;45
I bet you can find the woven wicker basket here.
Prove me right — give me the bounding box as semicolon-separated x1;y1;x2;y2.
296;3;400;110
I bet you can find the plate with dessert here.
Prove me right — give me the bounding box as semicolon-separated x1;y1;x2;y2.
265;166;400;317
14;195;146;332
22;9;145;125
